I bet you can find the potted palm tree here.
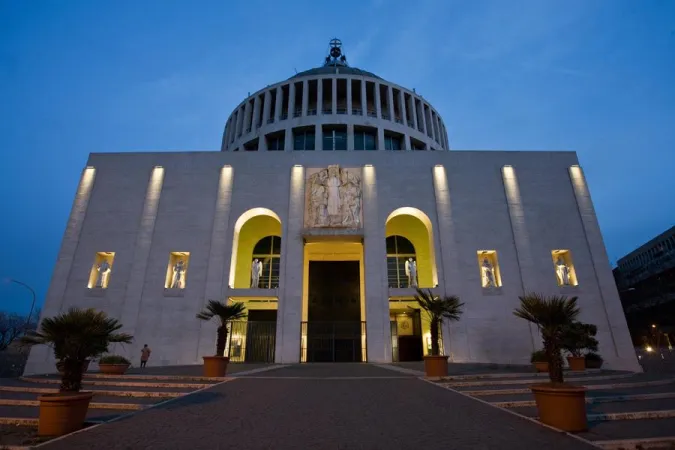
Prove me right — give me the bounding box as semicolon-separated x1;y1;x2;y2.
513;293;587;432
561;322;598;371
196;300;246;377
414;288;464;378
98;355;132;375
20;308;133;436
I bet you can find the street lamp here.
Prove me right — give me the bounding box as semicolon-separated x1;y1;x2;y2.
3;278;36;327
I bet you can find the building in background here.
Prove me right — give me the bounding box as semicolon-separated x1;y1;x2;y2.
25;39;640;374
614;226;675;348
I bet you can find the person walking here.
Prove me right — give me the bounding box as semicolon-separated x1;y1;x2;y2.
140;344;152;368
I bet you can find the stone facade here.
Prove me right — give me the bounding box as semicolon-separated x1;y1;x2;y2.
24;150;641;373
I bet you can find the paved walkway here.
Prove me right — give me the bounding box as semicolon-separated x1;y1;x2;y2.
41;364;594;450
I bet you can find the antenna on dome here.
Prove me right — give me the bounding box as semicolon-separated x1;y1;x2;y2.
323;38;348;68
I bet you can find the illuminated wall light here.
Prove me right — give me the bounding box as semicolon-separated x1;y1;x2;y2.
364;164;373;167
293;164;302;168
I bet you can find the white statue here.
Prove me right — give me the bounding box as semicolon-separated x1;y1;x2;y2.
326;165;341;216
251;259;263;288
171;260;186;289
556;257;571;286
481;258;496;288
405;258;418;287
95;260;111;288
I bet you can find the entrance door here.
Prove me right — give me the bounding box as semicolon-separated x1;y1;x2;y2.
307;261;362;362
244;309;277;363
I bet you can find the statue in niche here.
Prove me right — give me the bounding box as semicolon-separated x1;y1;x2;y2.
556;257;572;286
171;260;186;289
305;165;362;228
95;259;111;288
405;258;418;288
251;259;263;288
481;258;496;288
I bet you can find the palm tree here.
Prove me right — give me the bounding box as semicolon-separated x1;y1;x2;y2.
414;288;464;356
513;293;580;383
196;301;247;356
20;308;133;392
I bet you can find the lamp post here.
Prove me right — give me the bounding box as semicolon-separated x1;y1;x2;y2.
4;278;36;327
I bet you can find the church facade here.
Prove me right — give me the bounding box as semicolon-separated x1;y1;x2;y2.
25;40;640;373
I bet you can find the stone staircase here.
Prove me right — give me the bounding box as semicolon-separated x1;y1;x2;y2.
436;370;675;449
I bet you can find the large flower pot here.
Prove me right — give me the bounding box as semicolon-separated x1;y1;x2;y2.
38;392;93;436
533;362;549;373
423;355;449;378
203;356;229;377
531;383;587;432
585;359;603;369
57;360;90;375
98;363;130;375
567;356;586;371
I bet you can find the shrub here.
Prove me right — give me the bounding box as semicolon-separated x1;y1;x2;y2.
99;355;131;365
531;349;548;363
585;352;603;363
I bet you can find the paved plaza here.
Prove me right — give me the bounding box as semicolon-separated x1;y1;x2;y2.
37;364;593;450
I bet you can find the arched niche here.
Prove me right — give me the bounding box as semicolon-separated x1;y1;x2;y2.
229;208;282;288
385;207;438;288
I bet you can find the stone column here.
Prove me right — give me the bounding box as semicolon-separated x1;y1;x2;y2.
411;97;419;131
331;78;337;115
197;166;234;359
274;86;283;122
277;165;305;362
374;83;382;119
284;126;293;152
399;90;407;127
24;166;97;374
361;80;367;115
314;124;322;151
362;166;391;362
404;135;412;151
242;101;252;135
317;79;323;115
118;167;166;359
251;95;261;132
302;80;309;117
422;104;430;138
387;85;395;121
346;78;352;115
262;89;272;126
288;82;296;119
568;166;641;371
501;165;537;349
236;106;245;137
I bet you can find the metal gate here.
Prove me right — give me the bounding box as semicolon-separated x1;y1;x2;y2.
225;321;276;363
301;321;367;362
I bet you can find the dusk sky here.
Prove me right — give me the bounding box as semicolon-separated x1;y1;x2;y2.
1;0;674;315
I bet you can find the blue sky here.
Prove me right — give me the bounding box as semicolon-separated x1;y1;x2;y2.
1;0;674;314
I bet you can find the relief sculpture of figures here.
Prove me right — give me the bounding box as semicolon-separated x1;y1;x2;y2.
481;258;495;288
171;260;186;289
405;258;418;288
305;165;362;228
556;257;571;286
95;260;111;288
251;258;263;288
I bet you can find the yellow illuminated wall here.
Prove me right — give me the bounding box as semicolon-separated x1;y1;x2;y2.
233;215;282;288
386;215;434;288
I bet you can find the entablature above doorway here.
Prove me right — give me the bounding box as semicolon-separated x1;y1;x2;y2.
302;228;364;243
389;287;442;299
225;287;279;301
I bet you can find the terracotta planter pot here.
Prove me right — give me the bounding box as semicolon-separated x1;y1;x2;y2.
98;363;130;375
38;391;93;436
531;383;587;432
533;362;549;373
203;356;229;377
585;359;603;369
423;355;449;378
567;356;586;371
56;360;90;375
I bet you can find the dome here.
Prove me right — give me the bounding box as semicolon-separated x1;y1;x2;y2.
222;38;449;152
291;66;381;80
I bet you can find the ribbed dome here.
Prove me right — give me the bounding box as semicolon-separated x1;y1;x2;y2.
290;66;381;80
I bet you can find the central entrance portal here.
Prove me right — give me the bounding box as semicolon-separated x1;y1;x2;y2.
306;261;363;362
